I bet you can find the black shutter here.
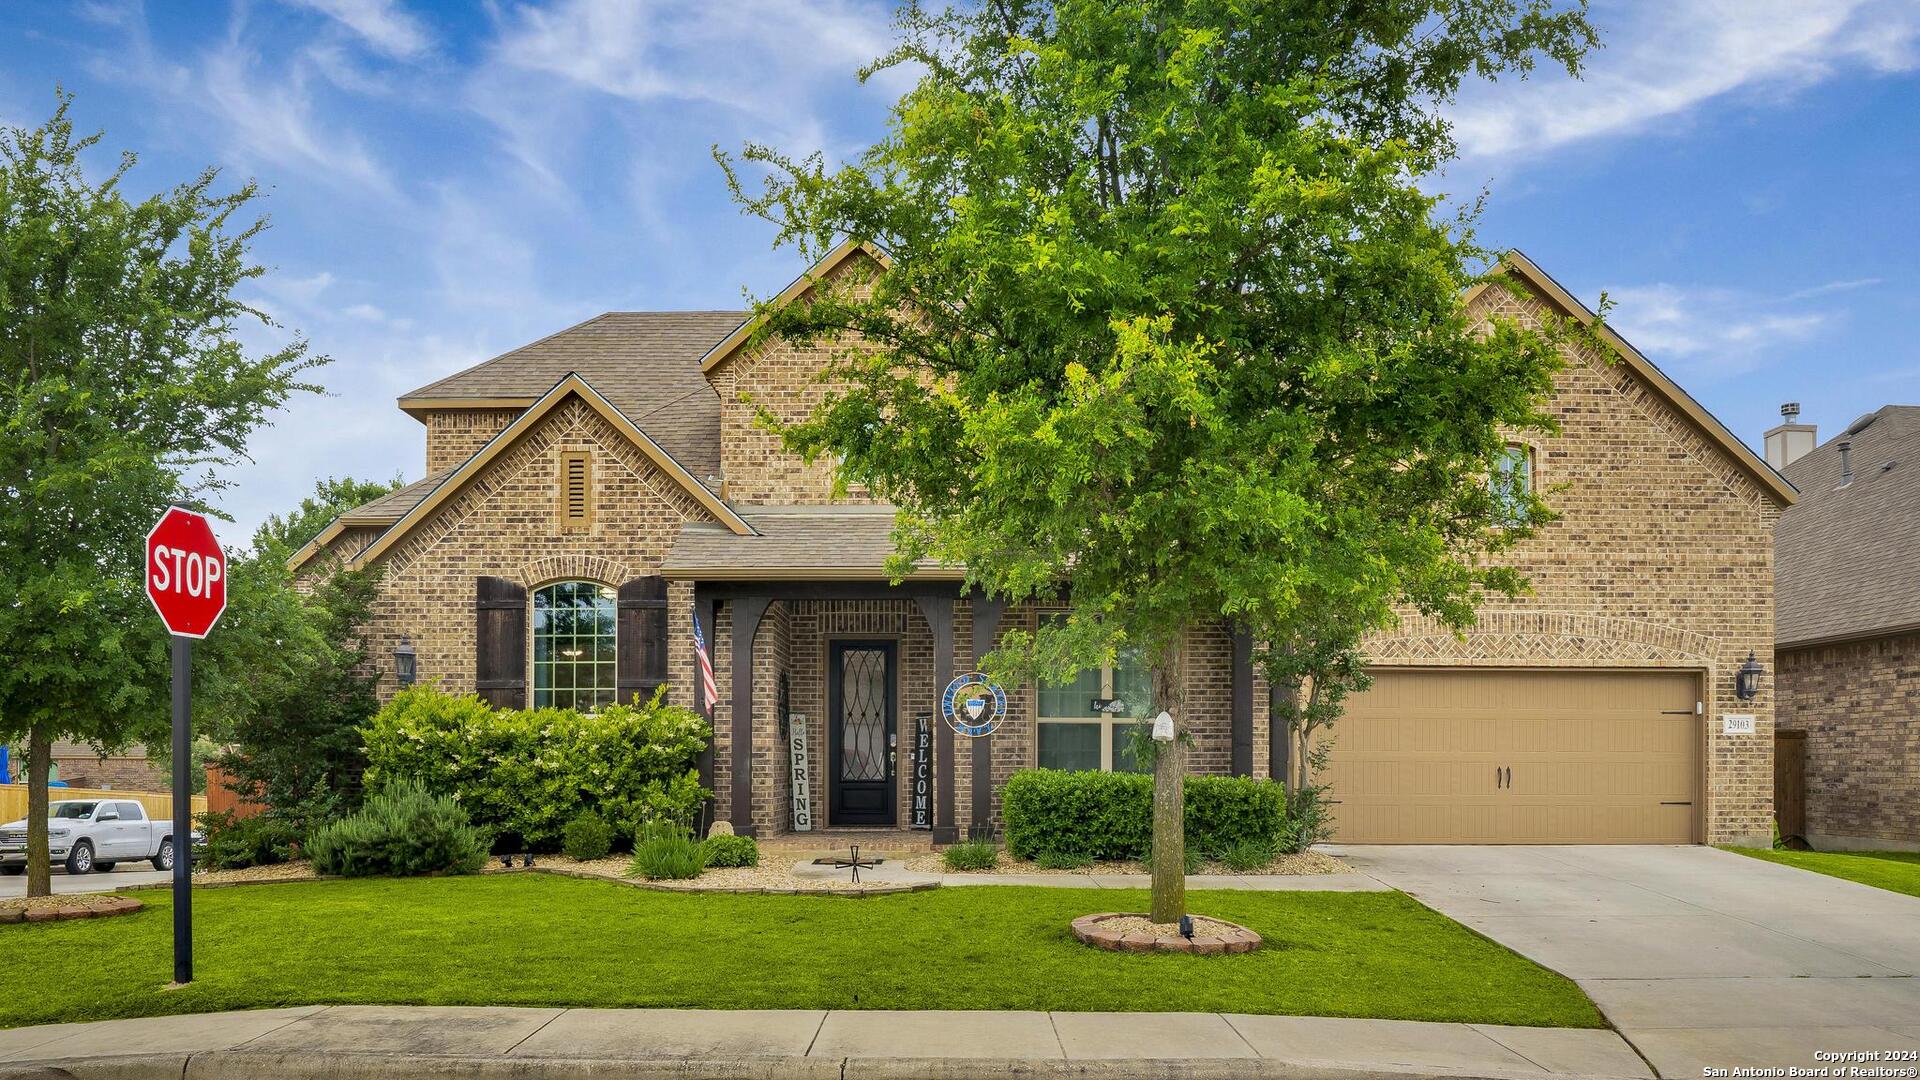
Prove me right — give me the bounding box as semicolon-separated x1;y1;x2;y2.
617;576;669;706
475;577;527;709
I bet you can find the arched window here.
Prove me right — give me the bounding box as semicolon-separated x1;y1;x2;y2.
531;581;617;711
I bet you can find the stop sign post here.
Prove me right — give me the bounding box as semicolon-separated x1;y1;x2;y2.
145;507;227;986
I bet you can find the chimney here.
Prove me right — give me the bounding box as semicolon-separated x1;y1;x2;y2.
1837;439;1854;487
1764;402;1817;469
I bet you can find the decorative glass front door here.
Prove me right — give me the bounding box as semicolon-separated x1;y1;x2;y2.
829;641;896;826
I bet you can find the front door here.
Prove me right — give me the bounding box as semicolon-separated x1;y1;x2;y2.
828;641;896;826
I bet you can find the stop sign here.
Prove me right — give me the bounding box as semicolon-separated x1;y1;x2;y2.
145;507;227;639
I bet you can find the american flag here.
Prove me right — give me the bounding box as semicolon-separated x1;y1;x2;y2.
691;612;718;715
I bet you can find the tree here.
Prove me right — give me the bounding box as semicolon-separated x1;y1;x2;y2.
0;94;320;896
725;1;1598;920
197;477;399;829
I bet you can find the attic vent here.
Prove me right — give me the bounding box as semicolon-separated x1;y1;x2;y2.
1845;411;1879;436
559;451;593;528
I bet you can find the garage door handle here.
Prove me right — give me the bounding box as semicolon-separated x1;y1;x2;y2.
1660;801;1693;806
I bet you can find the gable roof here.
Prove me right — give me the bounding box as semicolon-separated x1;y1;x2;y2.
699;238;892;374
297;375;754;573
399;311;744;477
284;469;456;572
1776;405;1920;648
1469;252;1798;509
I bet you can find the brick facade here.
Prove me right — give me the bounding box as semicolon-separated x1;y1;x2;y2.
1351;284;1781;846
1777;632;1920;851
316;253;1781;846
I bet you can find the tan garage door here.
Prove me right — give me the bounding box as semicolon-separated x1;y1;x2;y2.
1320;669;1702;844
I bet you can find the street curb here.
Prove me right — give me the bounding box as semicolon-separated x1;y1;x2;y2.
0;1051;1639;1080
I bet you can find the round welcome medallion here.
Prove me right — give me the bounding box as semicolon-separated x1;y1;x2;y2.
941;672;1007;737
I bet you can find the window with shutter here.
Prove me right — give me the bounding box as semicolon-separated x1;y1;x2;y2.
475;577;527;709
558;451;593;528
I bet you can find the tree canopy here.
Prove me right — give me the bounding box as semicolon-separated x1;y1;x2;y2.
726;0;1599;917
0;93;321;894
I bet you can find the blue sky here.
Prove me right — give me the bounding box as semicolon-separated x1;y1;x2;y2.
3;0;1917;541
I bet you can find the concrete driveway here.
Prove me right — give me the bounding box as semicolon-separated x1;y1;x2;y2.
0;864;171;897
1343;845;1920;1078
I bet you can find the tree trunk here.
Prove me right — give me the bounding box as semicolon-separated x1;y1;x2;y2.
26;724;52;898
1148;633;1187;924
1275;676;1301;796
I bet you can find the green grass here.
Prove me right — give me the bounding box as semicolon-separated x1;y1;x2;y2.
0;874;1601;1030
1723;846;1920;898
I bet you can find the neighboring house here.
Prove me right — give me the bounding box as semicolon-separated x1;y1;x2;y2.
291;244;1790;847
1771;404;1920;852
0;741;168;791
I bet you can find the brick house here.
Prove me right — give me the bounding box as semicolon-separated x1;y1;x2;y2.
291;245;1791;847
1771;404;1920;852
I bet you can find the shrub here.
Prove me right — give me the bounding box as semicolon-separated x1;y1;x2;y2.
306;779;490;877
630;820;703;880
1034;849;1093;870
1002;769;1286;861
1215;836;1276;873
361;685;709;850
562;812;614;861
196;810;300;871
699;833;759;868
941;840;999;871
1277;784;1333;854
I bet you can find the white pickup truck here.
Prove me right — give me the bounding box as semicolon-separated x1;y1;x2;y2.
0;799;181;875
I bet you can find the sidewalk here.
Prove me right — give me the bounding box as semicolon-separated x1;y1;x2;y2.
0;1005;1653;1079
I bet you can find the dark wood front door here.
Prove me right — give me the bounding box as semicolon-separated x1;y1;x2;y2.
829;641;896;826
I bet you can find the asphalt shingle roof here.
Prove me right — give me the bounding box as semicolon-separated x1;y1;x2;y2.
1776;404;1920;647
400;311;746;477
345;469;457;521
660;506;960;578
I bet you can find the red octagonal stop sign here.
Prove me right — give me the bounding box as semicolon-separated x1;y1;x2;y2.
145;507;227;639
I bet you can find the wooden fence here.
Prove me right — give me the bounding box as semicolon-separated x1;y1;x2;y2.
0;785;208;825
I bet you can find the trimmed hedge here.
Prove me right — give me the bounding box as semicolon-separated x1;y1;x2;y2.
1002;769;1286;861
362;686;708;851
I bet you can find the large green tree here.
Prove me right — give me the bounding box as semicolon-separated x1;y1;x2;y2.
198;477;399;830
727;1;1597;919
0;95;320;895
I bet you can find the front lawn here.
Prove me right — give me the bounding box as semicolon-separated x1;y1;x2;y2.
1724;846;1920;898
0;874;1601;1030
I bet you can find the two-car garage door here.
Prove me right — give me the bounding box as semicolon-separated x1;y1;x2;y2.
1320;669;1702;844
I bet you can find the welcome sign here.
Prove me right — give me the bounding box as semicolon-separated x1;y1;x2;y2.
910;713;933;830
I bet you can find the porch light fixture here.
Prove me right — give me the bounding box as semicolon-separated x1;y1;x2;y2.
394;636;417;687
1735;651;1764;701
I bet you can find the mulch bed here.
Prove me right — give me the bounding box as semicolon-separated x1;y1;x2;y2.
0;894;143;924
1072;911;1263;954
905;849;1350;876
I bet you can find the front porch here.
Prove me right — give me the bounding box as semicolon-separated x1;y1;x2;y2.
673;589;1266;843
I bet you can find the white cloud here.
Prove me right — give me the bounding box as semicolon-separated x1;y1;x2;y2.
1449;0;1920;162
283;0;431;60
1782;278;1883;302
469;0;902;198
1604;282;1836;380
197;40;398;196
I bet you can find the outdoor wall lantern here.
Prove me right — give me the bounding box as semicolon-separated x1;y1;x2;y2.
394;636;417;687
1735;651;1764;701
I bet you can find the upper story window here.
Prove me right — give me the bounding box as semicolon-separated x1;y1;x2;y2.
1491;444;1533;523
1037;627;1152;774
532;581;616;711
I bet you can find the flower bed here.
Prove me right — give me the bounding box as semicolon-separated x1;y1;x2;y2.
0;894;142;924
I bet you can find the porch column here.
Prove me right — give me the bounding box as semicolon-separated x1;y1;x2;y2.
729;596;770;837
914;595;957;844
694;587;718;827
969;596;1008;837
1231;627;1254;778
1269;682;1290;783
